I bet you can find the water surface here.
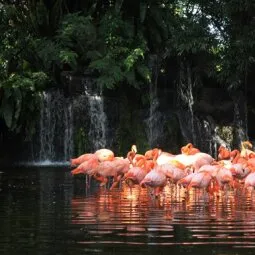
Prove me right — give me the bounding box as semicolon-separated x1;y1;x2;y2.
0;167;255;255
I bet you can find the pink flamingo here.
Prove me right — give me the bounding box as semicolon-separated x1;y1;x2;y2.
174;152;215;171
92;157;130;189
187;171;217;195
229;163;250;180
157;163;187;183
70;148;114;166
177;173;196;188
70;153;95;167
214;166;234;192
124;167;148;187
71;154;99;175
140;169;167;197
218;145;231;160
244;172;255;189
145;148;175;165
181;143;200;155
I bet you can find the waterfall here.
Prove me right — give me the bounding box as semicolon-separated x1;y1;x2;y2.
83;78;107;151
145;55;163;148
196;117;231;159
63;104;74;160
233;101;248;148
31;90;73;166
178;111;232;158
146;84;163;148
177;62;196;144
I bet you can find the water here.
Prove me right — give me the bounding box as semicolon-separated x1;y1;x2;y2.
33;91;73;164
196;116;232;158
234;101;248;148
177;63;196;144
177;111;233;157
24;82;108;166
145;93;163;148
145;54;163;148
0;168;255;255
83;79;107;151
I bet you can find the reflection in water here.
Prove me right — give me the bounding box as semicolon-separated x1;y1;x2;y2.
0;168;255;255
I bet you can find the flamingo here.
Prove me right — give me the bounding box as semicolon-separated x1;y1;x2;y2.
124;156;155;189
71;154;99;175
244;172;255;189
218;145;231;160
230;149;247;164
177;173;196;188
70;148;114;166
94;148;115;162
181;143;200;155
214;166;234;192
124;167;148;187
187;171;216;195
145;148;175;165
174;152;215;171
127;144;146;166
140;169;167;197
70;153;95;167
157;163;187;183
229;163;250;180
91;157;130;189
240;141;255;158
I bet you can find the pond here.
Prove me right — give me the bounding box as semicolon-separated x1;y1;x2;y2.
0;167;255;255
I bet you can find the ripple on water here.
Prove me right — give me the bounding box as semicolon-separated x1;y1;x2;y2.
1;168;255;255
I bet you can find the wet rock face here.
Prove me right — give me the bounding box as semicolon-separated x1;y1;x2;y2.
0;75;251;166
194;88;235;124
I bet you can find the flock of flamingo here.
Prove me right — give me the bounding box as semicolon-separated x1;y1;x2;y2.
70;141;255;198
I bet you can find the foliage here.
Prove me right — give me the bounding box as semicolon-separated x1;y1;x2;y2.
0;0;255;137
0;4;49;137
0;72;48;137
88;10;151;88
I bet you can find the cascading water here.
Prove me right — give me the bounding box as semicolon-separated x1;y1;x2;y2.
146;84;163;148
177;62;196;144
177;111;233;158
32;90;73;165
64;104;74;160
83;78;107;151
145;55;163;148
196;116;232;158
233;100;248;148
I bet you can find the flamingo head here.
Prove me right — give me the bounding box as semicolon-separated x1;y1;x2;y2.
181;143;194;154
145;148;161;160
242;140;253;149
131;144;137;153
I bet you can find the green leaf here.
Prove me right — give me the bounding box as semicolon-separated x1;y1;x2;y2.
59;50;78;69
136;64;151;83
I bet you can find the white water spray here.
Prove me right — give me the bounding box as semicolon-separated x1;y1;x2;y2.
145;55;163;148
83;79;107;151
36;90;73;164
177;62;196;144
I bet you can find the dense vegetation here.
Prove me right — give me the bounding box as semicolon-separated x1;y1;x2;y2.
0;0;255;140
